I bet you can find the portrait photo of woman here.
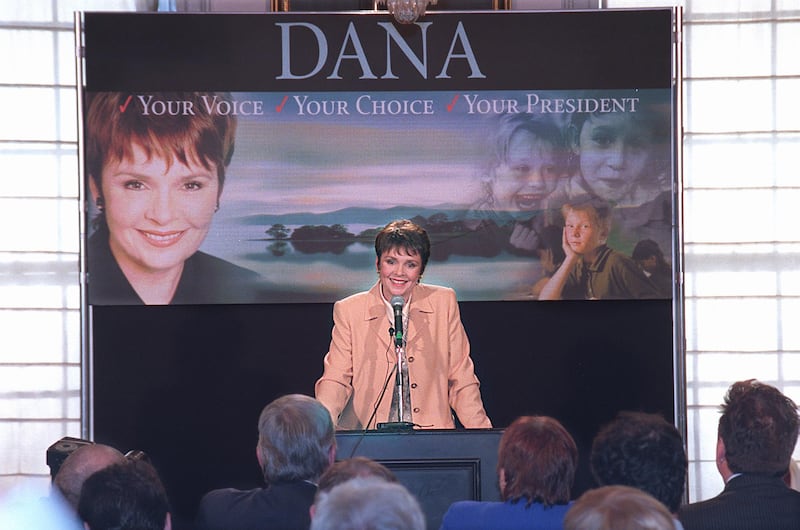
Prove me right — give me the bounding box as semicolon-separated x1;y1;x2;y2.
85;91;260;305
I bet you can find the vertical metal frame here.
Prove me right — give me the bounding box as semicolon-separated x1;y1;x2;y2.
672;5;686;439
75;11;93;441
671;6;688;504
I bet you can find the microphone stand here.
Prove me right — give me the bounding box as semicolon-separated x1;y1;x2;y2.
377;330;414;432
395;342;406;422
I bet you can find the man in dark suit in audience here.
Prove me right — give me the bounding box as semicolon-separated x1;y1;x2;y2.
590;411;687;517
678;379;800;530
196;394;336;530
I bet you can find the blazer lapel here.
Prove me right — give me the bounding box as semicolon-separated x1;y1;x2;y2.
364;283;391;350
407;284;434;343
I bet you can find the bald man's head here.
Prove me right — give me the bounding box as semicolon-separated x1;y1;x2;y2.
53;444;126;509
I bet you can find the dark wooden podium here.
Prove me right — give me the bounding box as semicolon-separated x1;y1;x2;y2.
336;429;503;529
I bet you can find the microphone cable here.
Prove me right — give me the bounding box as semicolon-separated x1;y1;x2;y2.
347;329;396;458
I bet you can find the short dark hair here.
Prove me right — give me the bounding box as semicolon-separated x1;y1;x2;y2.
78;459;170;530
718;379;799;475
258;394;335;484
374;219;431;274
590;411;687;512
497;416;577;507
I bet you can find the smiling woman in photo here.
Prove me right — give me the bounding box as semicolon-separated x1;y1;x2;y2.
85;92;259;305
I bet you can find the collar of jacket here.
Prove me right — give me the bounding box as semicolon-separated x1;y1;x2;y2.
363;282;436;322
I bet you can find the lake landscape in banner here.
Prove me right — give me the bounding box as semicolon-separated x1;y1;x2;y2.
200;211;546;302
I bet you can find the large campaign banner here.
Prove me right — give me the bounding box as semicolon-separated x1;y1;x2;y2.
82;11;676;305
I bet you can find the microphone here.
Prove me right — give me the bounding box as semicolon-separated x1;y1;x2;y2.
391;296;404;347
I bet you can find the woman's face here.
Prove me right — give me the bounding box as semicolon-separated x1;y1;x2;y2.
564;209;605;258
492;129;560;213
94;143;220;279
376;246;423;302
577;113;655;202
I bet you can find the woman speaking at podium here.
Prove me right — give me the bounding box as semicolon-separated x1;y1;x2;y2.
315;219;492;430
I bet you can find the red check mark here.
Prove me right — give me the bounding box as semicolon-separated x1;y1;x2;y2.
119;95;133;113
276;95;289;113
446;94;460;112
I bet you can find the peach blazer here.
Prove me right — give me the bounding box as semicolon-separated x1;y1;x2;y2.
315;282;492;430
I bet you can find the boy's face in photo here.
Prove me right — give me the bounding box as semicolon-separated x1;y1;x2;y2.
564;209;605;257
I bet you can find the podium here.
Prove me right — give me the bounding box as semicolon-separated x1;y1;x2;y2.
336;429;503;529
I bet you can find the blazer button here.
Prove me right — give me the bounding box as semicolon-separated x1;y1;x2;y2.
408;356;415;362
411;383;417;389
413;407;420;413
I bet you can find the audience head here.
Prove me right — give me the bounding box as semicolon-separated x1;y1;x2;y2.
374;219;431;275
564;485;675;530
310;477;424;530
52;443;126;510
257;394;336;484
717;379;799;477
312;457;398;519
497;415;577;507
77;459;171;530
590;411;687;513
317;457;398;493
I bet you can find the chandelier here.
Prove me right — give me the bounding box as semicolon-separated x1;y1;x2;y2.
379;0;438;24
